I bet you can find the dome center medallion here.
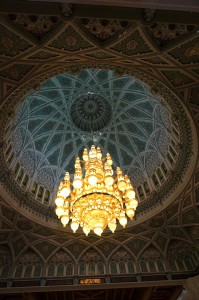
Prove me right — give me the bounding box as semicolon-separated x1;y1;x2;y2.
70;93;111;132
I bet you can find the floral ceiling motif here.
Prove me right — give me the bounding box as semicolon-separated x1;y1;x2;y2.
79;18;131;42
5;14;60;40
146;23;198;48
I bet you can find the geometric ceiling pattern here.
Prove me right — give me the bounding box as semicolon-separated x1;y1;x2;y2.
0;1;198;296
1;64;194;222
12;69;172;192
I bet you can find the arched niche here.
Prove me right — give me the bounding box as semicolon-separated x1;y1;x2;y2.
167;240;197;272
46;249;74;277
78;248;105;276
139;245;166;273
109;247;135;274
13;248;42;278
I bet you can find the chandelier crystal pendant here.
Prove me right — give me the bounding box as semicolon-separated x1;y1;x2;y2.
55;145;138;236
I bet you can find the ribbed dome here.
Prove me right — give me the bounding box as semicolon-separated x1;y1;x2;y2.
12;69;172;194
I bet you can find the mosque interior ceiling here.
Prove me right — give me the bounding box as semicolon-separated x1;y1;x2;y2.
0;1;198;298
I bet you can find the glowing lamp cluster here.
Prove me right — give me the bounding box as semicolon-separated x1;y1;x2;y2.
55;145;138;236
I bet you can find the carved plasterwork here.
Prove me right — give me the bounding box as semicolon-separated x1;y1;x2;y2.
18;249;41;264
49;250;72;264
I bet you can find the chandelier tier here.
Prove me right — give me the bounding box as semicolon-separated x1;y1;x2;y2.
55;145;138;236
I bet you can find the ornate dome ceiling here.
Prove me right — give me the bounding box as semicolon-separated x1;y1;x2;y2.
1;66;196;229
12;69;171;192
0;3;198;292
0;3;197;232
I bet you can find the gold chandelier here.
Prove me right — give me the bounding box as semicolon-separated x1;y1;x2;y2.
55;145;138;236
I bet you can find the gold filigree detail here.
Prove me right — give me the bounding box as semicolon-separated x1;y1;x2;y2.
80;278;102;284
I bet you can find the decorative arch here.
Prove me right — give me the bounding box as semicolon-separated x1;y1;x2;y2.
139;245;166;273
78;248;105;276
167;240;198;272
0;245;11;279
109;247;135;274
13;248;42;278
46;249;74;277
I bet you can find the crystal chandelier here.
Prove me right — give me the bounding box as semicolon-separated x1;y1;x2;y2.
55;145;138;236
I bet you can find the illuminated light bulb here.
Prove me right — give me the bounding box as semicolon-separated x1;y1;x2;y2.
74;157;81;168
55;196;64;207
96;147;102;159
126;189;135;199
59;186;70;197
109;221;117;233
128;199;138;209
73;178;82;189
116;167;122;175
88;174;97;185
118;180;126;192
61;215;69;226
55;207;64;218
94;226;103;236
89;145;97;158
64;200;69;208
126;208;135;220
71;221;79;233
83;226;90;236
119;215;127;227
104;176;114;186
82;148;89;161
64;172;70;181
106;153;113;165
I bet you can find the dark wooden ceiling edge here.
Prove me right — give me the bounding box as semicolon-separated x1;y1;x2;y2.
0;1;199;24
0;286;185;300
0;279;187;294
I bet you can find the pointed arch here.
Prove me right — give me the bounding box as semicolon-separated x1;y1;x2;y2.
14;264;23;278
138;243;165;260
13;247;43;278
46;248;75;277
0;245;12;278
108;246;135;275
167;239;197;272
15;246;44;265
47;264;55;277
78;247;105;276
78;246;106;264
139;244;166;273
